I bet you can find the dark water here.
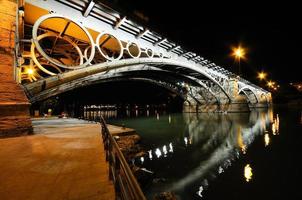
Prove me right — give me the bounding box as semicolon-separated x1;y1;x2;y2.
108;106;302;200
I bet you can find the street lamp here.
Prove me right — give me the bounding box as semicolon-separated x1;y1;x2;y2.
231;45;246;77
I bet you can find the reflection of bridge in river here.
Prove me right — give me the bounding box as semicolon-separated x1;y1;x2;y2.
134;109;278;198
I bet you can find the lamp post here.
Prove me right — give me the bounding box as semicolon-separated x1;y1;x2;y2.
232;46;246;77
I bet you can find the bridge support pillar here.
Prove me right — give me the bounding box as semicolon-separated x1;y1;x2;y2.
0;0;32;137
225;78;250;112
196;103;219;113
226;95;250;112
250;92;272;108
250;102;268;108
183;99;219;113
183;101;198;113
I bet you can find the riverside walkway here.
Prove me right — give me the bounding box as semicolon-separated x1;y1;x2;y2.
0;117;116;200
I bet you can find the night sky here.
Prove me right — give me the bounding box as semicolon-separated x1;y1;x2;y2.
100;0;301;86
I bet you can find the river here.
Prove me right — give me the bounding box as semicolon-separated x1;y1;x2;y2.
107;106;302;200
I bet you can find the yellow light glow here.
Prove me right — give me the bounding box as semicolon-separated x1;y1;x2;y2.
237;126;246;154
264;133;270;147
272;123;276;135
244;164;253;182
272;114;280;135
258;72;267;80
26;68;34;75
232;46;246;60
267;81;274;88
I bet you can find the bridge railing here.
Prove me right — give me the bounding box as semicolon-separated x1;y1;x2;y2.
87;115;146;200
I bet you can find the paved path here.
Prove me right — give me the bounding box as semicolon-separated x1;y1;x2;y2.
0;118;115;200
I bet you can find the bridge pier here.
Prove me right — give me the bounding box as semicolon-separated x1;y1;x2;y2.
250;102;269;108
196;104;219;113
225;78;250;113
0;0;32;137
183;101;198;113
183;103;220;113
250;92;272;108
225;95;250;113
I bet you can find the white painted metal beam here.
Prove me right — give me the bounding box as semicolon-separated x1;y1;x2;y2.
114;16;127;29
136;29;149;39
83;0;95;17
154;38;167;46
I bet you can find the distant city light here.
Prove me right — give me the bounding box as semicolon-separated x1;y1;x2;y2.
290;82;302;92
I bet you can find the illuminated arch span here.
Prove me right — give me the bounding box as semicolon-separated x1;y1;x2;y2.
26;66;220;108
238;86;259;104
24;58;231;103
109;66;221;104
27;71;200;104
23;13;269;107
28;14;230;102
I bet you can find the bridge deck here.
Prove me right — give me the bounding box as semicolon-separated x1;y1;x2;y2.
0;118;115;200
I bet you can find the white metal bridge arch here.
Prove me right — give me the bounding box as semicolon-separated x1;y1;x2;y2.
18;0;271;112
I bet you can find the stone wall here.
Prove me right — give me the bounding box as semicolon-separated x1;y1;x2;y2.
0;0;32;137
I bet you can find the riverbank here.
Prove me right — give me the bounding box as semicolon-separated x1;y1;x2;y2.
0;117;115;200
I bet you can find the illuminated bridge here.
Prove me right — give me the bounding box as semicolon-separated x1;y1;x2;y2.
17;0;271;113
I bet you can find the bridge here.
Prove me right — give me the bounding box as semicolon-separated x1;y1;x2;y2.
13;0;272;113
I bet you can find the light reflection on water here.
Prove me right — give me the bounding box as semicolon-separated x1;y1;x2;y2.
264;133;270;147
244;164;253;182
108;108;281;199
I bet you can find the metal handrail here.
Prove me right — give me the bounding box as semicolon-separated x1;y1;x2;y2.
98;116;147;200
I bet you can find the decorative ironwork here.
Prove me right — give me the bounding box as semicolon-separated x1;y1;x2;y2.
20;0;271;108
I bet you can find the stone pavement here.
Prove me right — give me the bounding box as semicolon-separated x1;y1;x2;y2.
0;118;115;200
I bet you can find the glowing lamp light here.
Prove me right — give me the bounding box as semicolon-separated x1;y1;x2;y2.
232;46;246;60
267;81;274;88
235;48;243;57
257;72;267;80
26;68;34;75
231;45;246;75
